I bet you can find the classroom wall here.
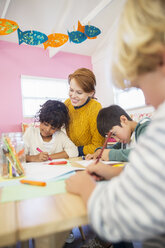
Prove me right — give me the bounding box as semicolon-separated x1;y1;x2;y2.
92;34;115;107
92;51;114;108
0;40;92;135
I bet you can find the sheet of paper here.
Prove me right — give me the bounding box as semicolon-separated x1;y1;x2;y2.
74;160;124;167
23;161;84;181
1;180;66;203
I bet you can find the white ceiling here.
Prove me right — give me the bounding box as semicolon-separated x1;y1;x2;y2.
0;0;125;57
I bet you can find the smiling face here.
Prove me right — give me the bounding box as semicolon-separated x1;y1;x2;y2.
40;122;57;139
69;78;94;107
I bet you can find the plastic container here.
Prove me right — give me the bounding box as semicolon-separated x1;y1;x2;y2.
1;132;25;179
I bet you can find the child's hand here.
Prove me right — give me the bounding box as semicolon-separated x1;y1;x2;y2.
65;171;96;205
101;149;111;161
86;162;109;180
86;162;123;180
26;152;50;162
85;153;94;160
85;149;101;160
37;152;49;162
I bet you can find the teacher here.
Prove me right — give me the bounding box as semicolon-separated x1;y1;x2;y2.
65;68;105;157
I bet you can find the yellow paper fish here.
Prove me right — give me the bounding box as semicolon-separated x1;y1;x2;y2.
0;18;19;35
43;33;68;49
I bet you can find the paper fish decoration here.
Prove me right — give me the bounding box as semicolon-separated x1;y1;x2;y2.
0;19;19;35
43;33;68;49
77;20;85;33
68;30;87;44
17;28;48;46
77;21;99;39
84;25;101;38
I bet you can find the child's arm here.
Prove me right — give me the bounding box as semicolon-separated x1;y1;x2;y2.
65;171;96;205
65;164;123;205
85;147;130;162
98;145;131;162
101;149;111;161
109;148;131;162
49;151;69;160
86;161;123;180
26;152;49;162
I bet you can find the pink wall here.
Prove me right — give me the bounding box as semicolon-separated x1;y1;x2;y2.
0;40;92;135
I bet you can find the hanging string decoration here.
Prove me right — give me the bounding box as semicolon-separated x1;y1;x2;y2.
0;18;101;47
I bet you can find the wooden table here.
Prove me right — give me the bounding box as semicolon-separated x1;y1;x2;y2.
0;158;88;248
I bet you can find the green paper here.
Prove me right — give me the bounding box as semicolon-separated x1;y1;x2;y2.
1;180;66;203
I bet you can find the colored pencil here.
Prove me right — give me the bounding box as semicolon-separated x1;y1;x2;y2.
95;131;112;164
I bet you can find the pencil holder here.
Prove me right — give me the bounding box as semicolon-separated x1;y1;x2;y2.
0;132;25;179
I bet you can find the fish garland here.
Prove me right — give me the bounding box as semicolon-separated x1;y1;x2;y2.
0;18;101;47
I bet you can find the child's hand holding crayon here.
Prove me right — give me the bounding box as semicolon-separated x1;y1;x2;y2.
37;151;50;162
85;149;102;160
26;152;50;162
86;161;123;181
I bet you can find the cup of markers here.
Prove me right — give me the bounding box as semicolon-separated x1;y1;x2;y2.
0;133;25;179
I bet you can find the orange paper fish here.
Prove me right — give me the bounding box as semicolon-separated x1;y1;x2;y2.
0;18;19;35
77;20;85;33
43;33;68;49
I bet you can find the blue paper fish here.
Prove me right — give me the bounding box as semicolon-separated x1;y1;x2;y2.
67;31;87;44
84;25;101;38
17;28;48;46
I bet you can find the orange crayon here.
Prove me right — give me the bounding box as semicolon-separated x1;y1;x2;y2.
20;179;46;187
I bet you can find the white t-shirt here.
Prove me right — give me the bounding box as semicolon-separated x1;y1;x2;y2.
23;126;78;158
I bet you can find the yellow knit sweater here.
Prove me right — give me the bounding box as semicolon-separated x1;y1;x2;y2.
65;98;105;155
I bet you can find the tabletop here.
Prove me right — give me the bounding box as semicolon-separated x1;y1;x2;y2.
0;158;88;248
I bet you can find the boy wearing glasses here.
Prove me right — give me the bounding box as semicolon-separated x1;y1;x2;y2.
86;105;151;162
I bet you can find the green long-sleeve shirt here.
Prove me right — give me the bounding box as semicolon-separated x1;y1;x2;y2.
109;118;151;162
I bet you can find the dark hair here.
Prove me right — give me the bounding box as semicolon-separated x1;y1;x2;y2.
35;100;69;129
68;68;96;98
97;105;132;137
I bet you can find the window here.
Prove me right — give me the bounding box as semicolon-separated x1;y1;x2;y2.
113;86;145;110
21;75;69;117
